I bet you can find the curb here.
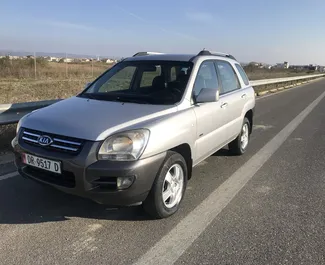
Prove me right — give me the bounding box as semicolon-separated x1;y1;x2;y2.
257;91;269;96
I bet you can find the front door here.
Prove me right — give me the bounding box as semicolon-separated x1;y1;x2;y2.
192;61;229;164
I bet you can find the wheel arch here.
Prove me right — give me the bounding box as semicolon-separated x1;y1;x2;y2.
170;143;193;180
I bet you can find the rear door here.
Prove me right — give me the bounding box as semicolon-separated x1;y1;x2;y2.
214;60;246;141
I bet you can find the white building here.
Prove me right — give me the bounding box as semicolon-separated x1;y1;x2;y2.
106;59;115;64
48;57;60;62
63;58;73;63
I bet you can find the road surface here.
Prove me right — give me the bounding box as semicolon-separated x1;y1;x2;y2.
1;79;325;265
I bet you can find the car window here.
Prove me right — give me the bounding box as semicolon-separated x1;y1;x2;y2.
235;64;249;86
193;61;219;97
170;66;177;81
82;61;193;105
140;66;162;87
98;66;136;92
215;61;241;94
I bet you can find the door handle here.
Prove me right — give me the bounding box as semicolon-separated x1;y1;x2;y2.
221;102;228;108
241;94;247;99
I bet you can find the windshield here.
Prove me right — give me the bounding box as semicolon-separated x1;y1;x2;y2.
80;60;193;105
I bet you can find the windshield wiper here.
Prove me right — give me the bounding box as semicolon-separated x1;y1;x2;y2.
114;96;151;104
79;93;152;104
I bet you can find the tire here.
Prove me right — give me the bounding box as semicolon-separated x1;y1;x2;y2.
228;117;250;155
143;151;188;219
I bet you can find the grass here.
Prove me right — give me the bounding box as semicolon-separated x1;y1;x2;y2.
0;59;319;104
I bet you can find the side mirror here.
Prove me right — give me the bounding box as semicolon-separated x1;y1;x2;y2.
196;88;219;103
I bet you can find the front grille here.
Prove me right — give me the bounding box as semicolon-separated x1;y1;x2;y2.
23;166;76;188
21;128;84;154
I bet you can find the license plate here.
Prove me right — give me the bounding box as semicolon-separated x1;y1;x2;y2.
22;153;61;174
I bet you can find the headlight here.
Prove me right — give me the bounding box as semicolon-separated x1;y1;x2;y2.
98;129;150;161
16;112;33;134
16;119;22;134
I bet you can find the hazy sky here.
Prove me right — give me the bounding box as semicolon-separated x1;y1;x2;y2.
1;0;324;64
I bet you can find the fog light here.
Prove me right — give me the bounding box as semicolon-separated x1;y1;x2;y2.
117;176;135;190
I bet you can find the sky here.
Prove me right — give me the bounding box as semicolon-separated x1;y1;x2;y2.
1;0;325;65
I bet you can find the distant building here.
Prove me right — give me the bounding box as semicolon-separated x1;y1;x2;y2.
63;58;73;63
9;55;20;60
274;61;290;69
106;59;115;64
47;56;60;62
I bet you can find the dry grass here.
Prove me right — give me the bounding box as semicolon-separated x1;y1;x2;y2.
0;60;113;103
245;68;314;80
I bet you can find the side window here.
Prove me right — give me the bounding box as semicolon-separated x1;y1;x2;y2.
216;61;241;95
98;66;136;92
170;66;177;81
193;61;219;97
140;66;161;87
235;64;249;86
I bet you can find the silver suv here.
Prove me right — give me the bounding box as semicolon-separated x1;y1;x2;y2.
12;50;255;218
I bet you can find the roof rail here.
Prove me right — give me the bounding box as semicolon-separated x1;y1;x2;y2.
196;50;237;60
132;52;165;57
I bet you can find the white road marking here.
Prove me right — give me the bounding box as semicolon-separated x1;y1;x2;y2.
134;90;325;265
253;124;274;131
0;171;18;181
68;224;103;260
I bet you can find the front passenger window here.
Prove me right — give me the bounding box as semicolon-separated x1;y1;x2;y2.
216;61;241;94
193;61;219;97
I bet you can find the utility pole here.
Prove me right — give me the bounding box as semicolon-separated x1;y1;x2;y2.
34;51;37;80
91;58;94;77
65;52;68;78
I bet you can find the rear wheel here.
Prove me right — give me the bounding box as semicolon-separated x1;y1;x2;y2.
228;117;250;155
143;151;187;219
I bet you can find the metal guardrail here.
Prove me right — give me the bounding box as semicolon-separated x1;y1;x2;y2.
0;99;61;126
0;74;324;126
250;74;325;86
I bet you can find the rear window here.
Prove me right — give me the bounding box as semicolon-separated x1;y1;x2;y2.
235;64;249;86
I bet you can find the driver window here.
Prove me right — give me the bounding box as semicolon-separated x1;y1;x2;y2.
193;61;219;97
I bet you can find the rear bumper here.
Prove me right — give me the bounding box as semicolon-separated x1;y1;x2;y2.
12;135;166;206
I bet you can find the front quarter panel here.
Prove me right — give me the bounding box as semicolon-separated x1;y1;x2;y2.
141;107;197;159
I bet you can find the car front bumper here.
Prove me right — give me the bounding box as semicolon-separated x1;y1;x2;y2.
12;134;166;206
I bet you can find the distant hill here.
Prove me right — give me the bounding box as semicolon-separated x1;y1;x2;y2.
0;49;120;59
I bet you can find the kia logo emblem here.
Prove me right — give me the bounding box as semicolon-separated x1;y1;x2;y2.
38;135;53;146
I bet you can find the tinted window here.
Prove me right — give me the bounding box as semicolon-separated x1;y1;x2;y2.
170;66;177;81
98;66;136;92
140;66;162;87
235;64;249;85
82;61;193;105
193;61;219;97
216;61;241;94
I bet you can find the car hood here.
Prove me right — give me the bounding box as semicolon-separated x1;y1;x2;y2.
21;96;177;141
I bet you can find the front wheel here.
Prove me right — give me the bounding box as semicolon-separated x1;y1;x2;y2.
228;117;251;155
143;151;187;219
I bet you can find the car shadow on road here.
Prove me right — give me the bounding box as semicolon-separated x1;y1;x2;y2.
0;177;156;225
212;147;238;157
0;147;237;225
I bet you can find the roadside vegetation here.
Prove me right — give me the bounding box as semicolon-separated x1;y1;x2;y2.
0;57;320;104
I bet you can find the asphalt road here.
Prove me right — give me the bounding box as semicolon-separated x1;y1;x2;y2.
1;79;325;265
